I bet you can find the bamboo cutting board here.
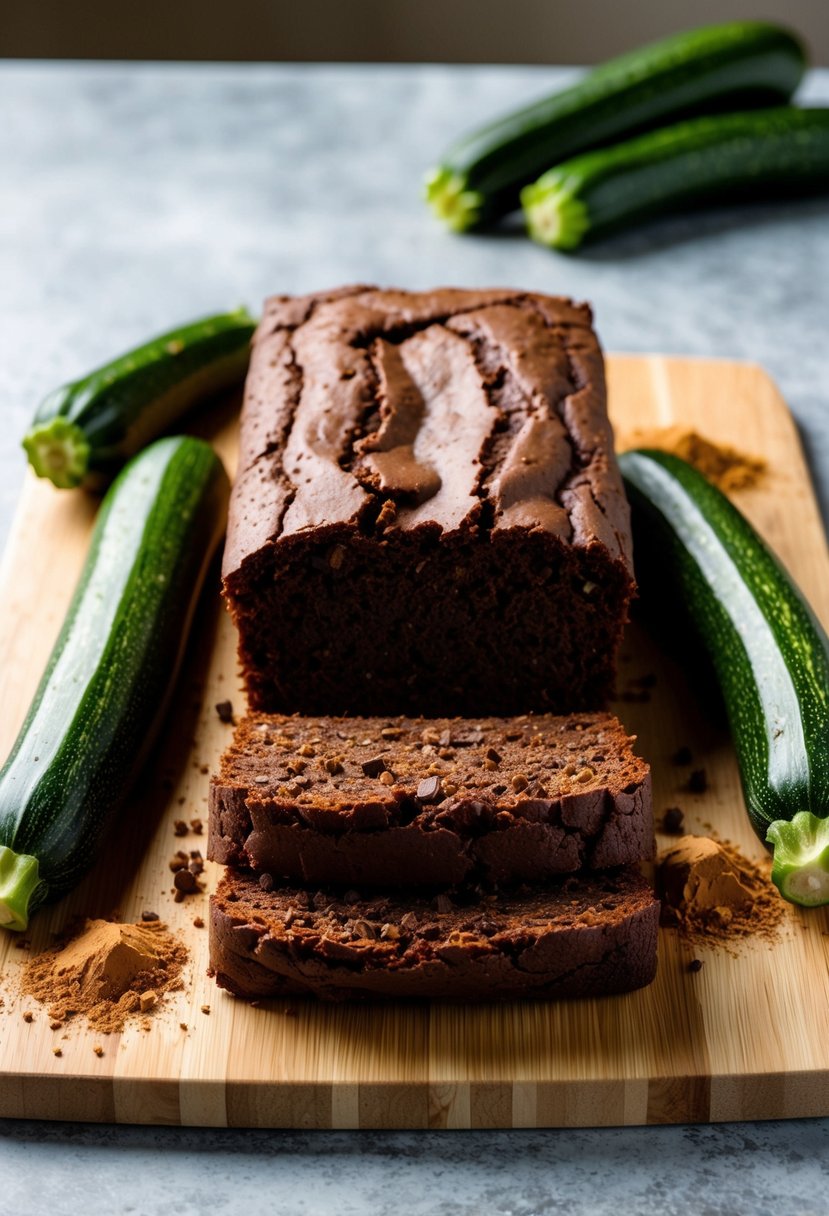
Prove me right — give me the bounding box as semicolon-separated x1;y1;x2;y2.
1;354;828;1129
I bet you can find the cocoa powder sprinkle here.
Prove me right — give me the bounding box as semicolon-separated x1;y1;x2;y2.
658;835;785;947
20;919;188;1034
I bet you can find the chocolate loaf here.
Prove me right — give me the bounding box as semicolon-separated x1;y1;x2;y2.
210;867;659;1002
223;286;635;717
209;712;653;887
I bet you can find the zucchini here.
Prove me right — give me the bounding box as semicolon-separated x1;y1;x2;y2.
23;308;255;489
0;436;229;930
620;449;829;908
425;21;806;231
523;107;829;249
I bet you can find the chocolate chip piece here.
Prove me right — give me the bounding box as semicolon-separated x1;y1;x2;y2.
688;769;708;794
663;806;685;835
416;775;444;804
173;869;198;894
258;873;275;892
173;819;188;836
141;910;160;922
362;757;387;778
672;746;693;766
215;700;235;724
688;958;703;973
485;747;502;765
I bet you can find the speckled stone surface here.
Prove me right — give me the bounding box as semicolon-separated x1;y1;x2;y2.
1;61;828;1212
1;1122;829;1216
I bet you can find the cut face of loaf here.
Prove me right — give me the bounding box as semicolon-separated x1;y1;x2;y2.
223;286;635;717
210;867;659;1002
208;712;653;887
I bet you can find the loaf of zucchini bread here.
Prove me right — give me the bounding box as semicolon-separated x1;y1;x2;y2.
222;286;635;716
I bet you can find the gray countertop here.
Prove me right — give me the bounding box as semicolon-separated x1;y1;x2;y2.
1;60;829;1214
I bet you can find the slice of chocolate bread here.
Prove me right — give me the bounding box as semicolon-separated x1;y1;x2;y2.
210;867;659;1002
223;286;635;716
209;712;652;887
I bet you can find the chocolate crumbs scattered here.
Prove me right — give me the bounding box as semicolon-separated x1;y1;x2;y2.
688;769;708;794
663;807;685;835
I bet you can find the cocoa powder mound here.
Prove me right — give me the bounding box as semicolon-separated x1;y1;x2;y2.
657;834;785;947
21;919;188;1033
621;426;765;492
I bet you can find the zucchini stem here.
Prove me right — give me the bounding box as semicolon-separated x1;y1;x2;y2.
423;167;484;233
0;846;47;931
22;418;91;489
767;812;829;907
521;175;590;250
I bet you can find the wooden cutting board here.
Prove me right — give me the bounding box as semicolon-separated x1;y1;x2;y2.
1;354;828;1129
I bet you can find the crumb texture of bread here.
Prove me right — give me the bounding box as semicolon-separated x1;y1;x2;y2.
223;286;635;717
210;867;659;1002
208;712;653;886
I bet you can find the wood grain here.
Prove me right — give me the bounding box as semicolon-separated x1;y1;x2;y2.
1;355;828;1128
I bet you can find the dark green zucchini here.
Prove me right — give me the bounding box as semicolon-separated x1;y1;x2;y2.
0;436;229;931
425;21;806;231
620;448;829;907
522;107;829;249
23;308;255;489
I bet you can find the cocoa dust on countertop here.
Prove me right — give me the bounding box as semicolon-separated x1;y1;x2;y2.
620;426;766;492
20;919;188;1033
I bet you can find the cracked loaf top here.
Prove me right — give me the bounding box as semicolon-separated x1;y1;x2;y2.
223;285;633;579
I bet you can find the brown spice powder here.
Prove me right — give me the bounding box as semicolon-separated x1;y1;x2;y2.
658;835;785;947
621;426;765;492
20;919;188;1033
